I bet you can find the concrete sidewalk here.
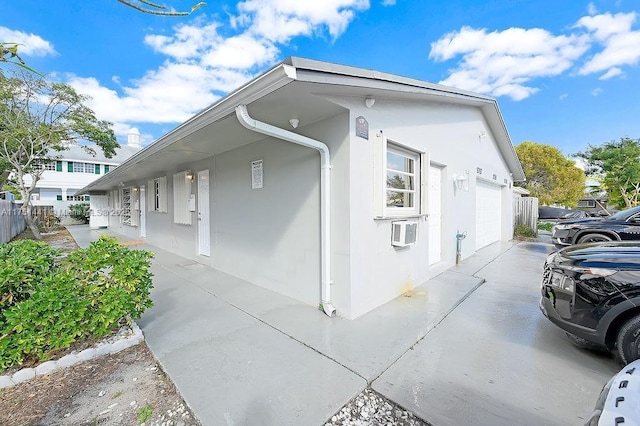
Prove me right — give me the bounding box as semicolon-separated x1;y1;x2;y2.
67;225;517;425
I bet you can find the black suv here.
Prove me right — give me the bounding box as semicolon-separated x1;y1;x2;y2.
540;241;640;363
551;205;640;246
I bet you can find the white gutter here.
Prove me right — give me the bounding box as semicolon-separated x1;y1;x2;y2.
235;104;336;317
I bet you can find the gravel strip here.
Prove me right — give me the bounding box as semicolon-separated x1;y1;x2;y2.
325;388;428;426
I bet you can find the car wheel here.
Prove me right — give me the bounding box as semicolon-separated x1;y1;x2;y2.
616;316;640;364
577;233;613;244
566;332;605;351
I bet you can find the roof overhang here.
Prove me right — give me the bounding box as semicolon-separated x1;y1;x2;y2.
81;57;525;194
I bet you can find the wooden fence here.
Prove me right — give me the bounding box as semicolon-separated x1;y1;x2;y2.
0;200;26;243
514;196;539;235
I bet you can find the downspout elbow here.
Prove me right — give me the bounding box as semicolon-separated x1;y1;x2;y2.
235;104;257;130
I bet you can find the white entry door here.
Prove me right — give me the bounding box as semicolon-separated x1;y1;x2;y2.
89;195;109;229
197;169;211;256
428;166;442;265
139;185;146;238
475;180;502;249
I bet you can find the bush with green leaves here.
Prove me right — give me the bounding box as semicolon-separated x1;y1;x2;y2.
514;224;536;238
0;239;61;310
68;202;90;223
0;236;154;372
538;222;554;232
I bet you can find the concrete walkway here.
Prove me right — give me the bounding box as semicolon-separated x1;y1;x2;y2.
67;225;518;425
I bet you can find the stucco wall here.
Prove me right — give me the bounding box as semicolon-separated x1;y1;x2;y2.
102;98;515;320
338;97;514;318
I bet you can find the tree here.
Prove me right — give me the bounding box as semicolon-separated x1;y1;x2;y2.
0;71;118;239
515;141;585;207
0;43;35;73
575;137;640;209
118;0;206;16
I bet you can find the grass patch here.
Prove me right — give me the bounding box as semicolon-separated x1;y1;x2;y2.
538;222;554;232
137;404;154;424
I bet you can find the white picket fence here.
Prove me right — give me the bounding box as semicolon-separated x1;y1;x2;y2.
0;200;26;243
514;196;539;234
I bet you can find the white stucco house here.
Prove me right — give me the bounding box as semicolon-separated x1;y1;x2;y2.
80;58;525;319
23;129;143;216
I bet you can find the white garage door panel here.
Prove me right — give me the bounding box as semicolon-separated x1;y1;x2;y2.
475;181;502;250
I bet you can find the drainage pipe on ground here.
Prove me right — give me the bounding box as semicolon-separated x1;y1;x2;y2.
235;104;336;317
456;230;467;264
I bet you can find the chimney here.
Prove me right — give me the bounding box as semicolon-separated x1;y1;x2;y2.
127;128;141;148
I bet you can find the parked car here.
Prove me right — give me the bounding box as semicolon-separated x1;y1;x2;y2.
585;359;640;425
539;241;640;364
539;205;588;220
552;205;640;246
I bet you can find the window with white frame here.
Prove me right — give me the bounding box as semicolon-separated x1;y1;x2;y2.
33;161;56;171
173;171;192;225
374;136;427;218
147;176;167;213
72;162;96;173
386;145;420;212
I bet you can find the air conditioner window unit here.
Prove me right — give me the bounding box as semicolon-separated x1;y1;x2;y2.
391;220;418;247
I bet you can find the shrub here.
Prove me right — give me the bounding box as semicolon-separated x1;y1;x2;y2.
0;236;154;372
514;224;536;238
69;203;90;224
0;239;61;310
538;222;554;232
38;213;61;233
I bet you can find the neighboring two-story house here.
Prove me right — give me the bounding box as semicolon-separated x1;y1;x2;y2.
24;129;143;221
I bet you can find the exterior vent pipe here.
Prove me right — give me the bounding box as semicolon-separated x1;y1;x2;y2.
235;104;336;317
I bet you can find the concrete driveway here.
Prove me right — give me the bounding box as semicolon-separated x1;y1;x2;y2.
372;241;621;425
67;226;620;425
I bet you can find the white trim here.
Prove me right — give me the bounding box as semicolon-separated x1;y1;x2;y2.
374;134;428;219
173;171;192;225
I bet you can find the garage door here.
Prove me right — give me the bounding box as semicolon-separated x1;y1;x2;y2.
475;180;502;249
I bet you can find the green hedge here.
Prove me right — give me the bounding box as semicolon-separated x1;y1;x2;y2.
0;236;154;372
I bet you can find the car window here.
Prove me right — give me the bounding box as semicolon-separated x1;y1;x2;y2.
612;206;640;220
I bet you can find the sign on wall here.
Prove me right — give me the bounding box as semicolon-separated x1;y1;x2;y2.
356;116;369;140
251;159;263;189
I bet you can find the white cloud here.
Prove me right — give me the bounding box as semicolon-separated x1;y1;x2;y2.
236;0;370;42
577;12;640;78
559;93;568;100
592;87;603;96
381;0;396;6
599;67;623;79
0;26;56;57
66;0;371;139
429;26;589;100
429;10;640;101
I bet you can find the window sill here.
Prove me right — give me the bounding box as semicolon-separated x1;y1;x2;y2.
374;214;427;221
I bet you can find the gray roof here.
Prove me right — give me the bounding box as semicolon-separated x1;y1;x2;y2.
81;56;525;193
54;144;142;164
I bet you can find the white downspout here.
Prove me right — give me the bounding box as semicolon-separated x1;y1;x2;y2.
235;104;336;317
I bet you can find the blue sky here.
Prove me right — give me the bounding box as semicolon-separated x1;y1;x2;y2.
2;0;640;157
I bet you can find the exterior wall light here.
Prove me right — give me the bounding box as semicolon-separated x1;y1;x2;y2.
365;97;375;108
453;170;470;192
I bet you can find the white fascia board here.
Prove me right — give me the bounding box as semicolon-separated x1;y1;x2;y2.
79;64;297;195
481;103;526;181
